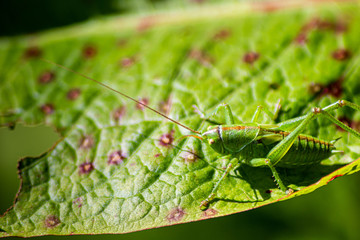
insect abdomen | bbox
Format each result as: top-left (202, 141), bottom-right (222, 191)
top-left (276, 135), bottom-right (335, 167)
top-left (242, 134), bottom-right (335, 168)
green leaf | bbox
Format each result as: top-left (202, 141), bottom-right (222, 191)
top-left (1, 1), bottom-right (360, 237)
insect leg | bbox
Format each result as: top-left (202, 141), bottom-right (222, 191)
top-left (318, 100), bottom-right (360, 139)
top-left (222, 103), bottom-right (235, 124)
top-left (276, 100), bottom-right (360, 132)
top-left (248, 158), bottom-right (288, 191)
top-left (252, 99), bottom-right (282, 122)
top-left (249, 110), bottom-right (318, 192)
top-left (193, 103), bottom-right (235, 125)
top-left (200, 157), bottom-right (238, 210)
top-left (252, 100), bottom-right (360, 192)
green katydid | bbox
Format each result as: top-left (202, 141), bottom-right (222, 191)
top-left (43, 59), bottom-right (360, 211)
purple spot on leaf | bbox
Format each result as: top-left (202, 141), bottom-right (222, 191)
top-left (332, 49), bottom-right (351, 61)
top-left (73, 197), bottom-right (83, 208)
top-left (188, 49), bottom-right (213, 66)
top-left (213, 29), bottom-right (231, 41)
top-left (40, 103), bottom-right (55, 115)
top-left (67, 88), bottom-right (81, 100)
top-left (301, 18), bottom-right (334, 32)
top-left (108, 150), bottom-right (126, 165)
top-left (44, 215), bottom-right (60, 228)
top-left (294, 33), bottom-right (307, 45)
top-left (310, 76), bottom-right (344, 98)
top-left (159, 130), bottom-right (174, 147)
top-left (120, 57), bottom-right (136, 68)
top-left (38, 71), bottom-right (55, 84)
top-left (79, 162), bottom-right (94, 175)
top-left (166, 207), bottom-right (186, 223)
top-left (79, 135), bottom-right (94, 149)
top-left (158, 98), bottom-right (171, 114)
top-left (24, 46), bottom-right (42, 59)
top-left (296, 17), bottom-right (348, 45)
top-left (137, 16), bottom-right (156, 31)
top-left (202, 208), bottom-right (218, 218)
top-left (136, 98), bottom-right (149, 111)
top-left (83, 45), bottom-right (97, 59)
top-left (334, 21), bottom-right (347, 34)
top-left (112, 106), bottom-right (126, 123)
top-left (321, 76), bottom-right (344, 98)
top-left (243, 52), bottom-right (260, 64)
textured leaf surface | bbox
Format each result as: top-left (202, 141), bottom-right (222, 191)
top-left (1, 1), bottom-right (360, 237)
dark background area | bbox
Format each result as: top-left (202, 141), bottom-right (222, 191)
top-left (0, 0), bottom-right (117, 36)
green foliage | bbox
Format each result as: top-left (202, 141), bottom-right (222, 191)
top-left (1, 1), bottom-right (360, 237)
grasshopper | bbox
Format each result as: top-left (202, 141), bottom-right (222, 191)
top-left (43, 59), bottom-right (360, 210)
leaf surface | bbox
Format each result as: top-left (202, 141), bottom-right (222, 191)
top-left (1, 1), bottom-right (360, 237)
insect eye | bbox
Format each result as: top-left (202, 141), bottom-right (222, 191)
top-left (208, 139), bottom-right (215, 145)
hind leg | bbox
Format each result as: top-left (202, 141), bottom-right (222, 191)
top-left (250, 100), bottom-right (360, 191)
top-left (200, 157), bottom-right (238, 210)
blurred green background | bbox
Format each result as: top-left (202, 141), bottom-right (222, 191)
top-left (1, 0), bottom-right (360, 239)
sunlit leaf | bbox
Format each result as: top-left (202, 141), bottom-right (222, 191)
top-left (1, 1), bottom-right (360, 237)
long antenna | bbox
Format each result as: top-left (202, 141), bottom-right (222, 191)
top-left (41, 58), bottom-right (200, 134)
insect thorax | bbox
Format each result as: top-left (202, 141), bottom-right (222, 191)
top-left (203, 124), bottom-right (261, 154)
